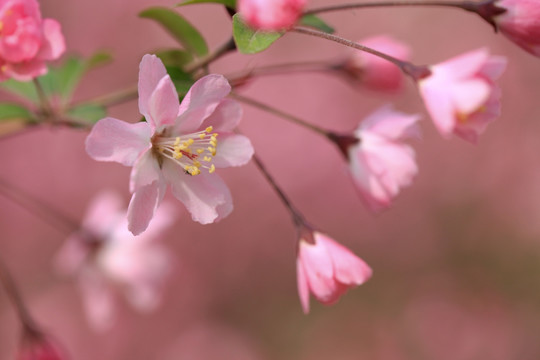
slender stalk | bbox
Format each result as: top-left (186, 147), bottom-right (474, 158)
top-left (251, 154), bottom-right (305, 227)
top-left (227, 60), bottom-right (337, 85)
top-left (184, 37), bottom-right (236, 73)
top-left (292, 27), bottom-right (431, 80)
top-left (0, 256), bottom-right (40, 333)
top-left (73, 85), bottom-right (138, 109)
top-left (0, 177), bottom-right (79, 234)
top-left (231, 93), bottom-right (330, 136)
top-left (304, 0), bottom-right (482, 15)
top-left (32, 78), bottom-right (53, 116)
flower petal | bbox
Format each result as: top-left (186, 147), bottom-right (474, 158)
top-left (296, 257), bottom-right (311, 314)
top-left (175, 74), bottom-right (231, 134)
top-left (435, 48), bottom-right (489, 80)
top-left (79, 268), bottom-right (115, 332)
top-left (298, 239), bottom-right (338, 303)
top-left (321, 235), bottom-right (372, 285)
top-left (86, 117), bottom-right (152, 166)
top-left (37, 19), bottom-right (65, 61)
top-left (138, 54), bottom-right (169, 125)
top-left (163, 160), bottom-right (233, 224)
top-left (129, 150), bottom-right (162, 193)
top-left (419, 82), bottom-right (455, 136)
top-left (148, 75), bottom-right (180, 131)
top-left (127, 180), bottom-right (165, 236)
top-left (203, 99), bottom-right (243, 131)
top-left (213, 133), bottom-right (254, 168)
top-left (449, 79), bottom-right (490, 115)
top-left (358, 105), bottom-right (421, 140)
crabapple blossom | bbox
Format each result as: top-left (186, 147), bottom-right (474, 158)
top-left (55, 191), bottom-right (175, 331)
top-left (330, 106), bottom-right (420, 213)
top-left (86, 54), bottom-right (254, 235)
top-left (296, 229), bottom-right (372, 313)
top-left (418, 48), bottom-right (507, 143)
top-left (342, 35), bottom-right (411, 93)
top-left (0, 0), bottom-right (65, 81)
top-left (238, 0), bottom-right (307, 31)
top-left (493, 0), bottom-right (540, 57)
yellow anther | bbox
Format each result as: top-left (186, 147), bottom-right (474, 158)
top-left (191, 168), bottom-right (201, 176)
top-left (205, 126), bottom-right (213, 133)
top-left (210, 140), bottom-right (217, 147)
top-left (174, 137), bottom-right (181, 146)
top-left (212, 149), bottom-right (217, 156)
top-left (209, 164), bottom-right (216, 174)
top-left (193, 160), bottom-right (202, 168)
top-left (213, 133), bottom-right (219, 137)
top-left (199, 133), bottom-right (206, 139)
top-left (196, 149), bottom-right (204, 154)
top-left (207, 146), bottom-right (215, 153)
top-left (187, 138), bottom-right (194, 145)
top-left (210, 135), bottom-right (217, 142)
top-left (177, 144), bottom-right (187, 151)
top-left (174, 151), bottom-right (183, 159)
top-left (203, 156), bottom-right (212, 162)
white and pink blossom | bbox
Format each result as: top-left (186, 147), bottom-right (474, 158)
top-left (56, 191), bottom-right (175, 331)
top-left (296, 230), bottom-right (372, 314)
top-left (331, 106), bottom-right (420, 212)
top-left (238, 0), bottom-right (307, 31)
top-left (419, 48), bottom-right (507, 143)
top-left (0, 0), bottom-right (65, 81)
top-left (86, 54), bottom-right (254, 235)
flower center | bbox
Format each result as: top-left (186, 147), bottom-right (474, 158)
top-left (153, 126), bottom-right (218, 176)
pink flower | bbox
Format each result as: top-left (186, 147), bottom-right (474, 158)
top-left (330, 106), bottom-right (420, 212)
top-left (419, 48), bottom-right (507, 143)
top-left (238, 0), bottom-right (307, 31)
top-left (86, 54), bottom-right (254, 235)
top-left (0, 0), bottom-right (65, 81)
top-left (494, 0), bottom-right (540, 57)
top-left (296, 230), bottom-right (372, 314)
top-left (55, 191), bottom-right (175, 331)
top-left (343, 35), bottom-right (411, 93)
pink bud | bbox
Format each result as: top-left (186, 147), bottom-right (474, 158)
top-left (0, 0), bottom-right (65, 81)
top-left (296, 230), bottom-right (372, 313)
top-left (495, 0), bottom-right (540, 57)
top-left (419, 48), bottom-right (507, 143)
top-left (343, 35), bottom-right (411, 93)
top-left (238, 0), bottom-right (307, 31)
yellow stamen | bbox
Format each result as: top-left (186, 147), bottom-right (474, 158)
top-left (196, 149), bottom-right (204, 154)
top-left (205, 126), bottom-right (213, 133)
top-left (203, 156), bottom-right (212, 162)
top-left (199, 133), bottom-right (206, 139)
top-left (209, 164), bottom-right (215, 174)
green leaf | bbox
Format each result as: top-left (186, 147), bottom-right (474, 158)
top-left (0, 103), bottom-right (34, 122)
top-left (67, 103), bottom-right (106, 125)
top-left (299, 14), bottom-right (334, 34)
top-left (156, 49), bottom-right (194, 68)
top-left (39, 57), bottom-right (86, 102)
top-left (232, 14), bottom-right (283, 54)
top-left (165, 66), bottom-right (195, 94)
top-left (0, 79), bottom-right (39, 103)
top-left (140, 7), bottom-right (208, 57)
top-left (177, 0), bottom-right (236, 8)
top-left (85, 51), bottom-right (114, 70)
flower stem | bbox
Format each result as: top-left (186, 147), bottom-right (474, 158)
top-left (292, 26), bottom-right (431, 81)
top-left (185, 37), bottom-right (237, 73)
top-left (306, 0), bottom-right (482, 15)
top-left (0, 256), bottom-right (40, 334)
top-left (32, 78), bottom-right (53, 117)
top-left (230, 93), bottom-right (330, 136)
top-left (0, 177), bottom-right (80, 234)
top-left (251, 154), bottom-right (306, 227)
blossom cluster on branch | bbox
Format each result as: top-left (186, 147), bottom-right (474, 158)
top-left (0, 0), bottom-right (539, 358)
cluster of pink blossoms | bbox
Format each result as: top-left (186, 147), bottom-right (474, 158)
top-left (0, 0), bottom-right (64, 81)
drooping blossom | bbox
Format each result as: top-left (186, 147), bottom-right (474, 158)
top-left (55, 191), bottom-right (175, 331)
top-left (418, 48), bottom-right (507, 143)
top-left (491, 0), bottom-right (540, 57)
top-left (342, 35), bottom-right (411, 93)
top-left (329, 106), bottom-right (420, 213)
top-left (0, 0), bottom-right (65, 81)
top-left (238, 0), bottom-right (307, 31)
top-left (86, 54), bottom-right (254, 235)
top-left (296, 229), bottom-right (372, 313)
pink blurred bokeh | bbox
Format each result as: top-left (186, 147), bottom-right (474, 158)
top-left (2, 0), bottom-right (540, 359)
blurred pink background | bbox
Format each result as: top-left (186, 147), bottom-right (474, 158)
top-left (2, 0), bottom-right (540, 359)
